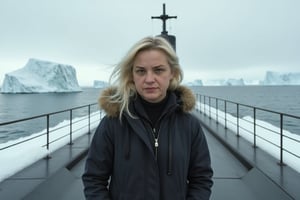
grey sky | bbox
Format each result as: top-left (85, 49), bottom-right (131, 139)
top-left (0, 0), bottom-right (299, 86)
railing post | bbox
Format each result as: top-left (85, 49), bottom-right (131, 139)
top-left (199, 94), bottom-right (201, 113)
top-left (197, 94), bottom-right (199, 112)
top-left (46, 115), bottom-right (50, 151)
top-left (199, 95), bottom-right (201, 112)
top-left (237, 104), bottom-right (240, 137)
top-left (88, 105), bottom-right (91, 134)
top-left (209, 97), bottom-right (211, 119)
top-left (216, 99), bottom-right (218, 124)
top-left (201, 95), bottom-right (203, 113)
top-left (196, 94), bottom-right (199, 112)
top-left (199, 94), bottom-right (202, 113)
top-left (69, 109), bottom-right (73, 145)
top-left (204, 96), bottom-right (206, 115)
top-left (253, 108), bottom-right (256, 148)
top-left (45, 114), bottom-right (51, 159)
top-left (225, 101), bottom-right (227, 129)
top-left (279, 114), bottom-right (284, 165)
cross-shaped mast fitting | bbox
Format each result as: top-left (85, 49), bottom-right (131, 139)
top-left (151, 3), bottom-right (177, 35)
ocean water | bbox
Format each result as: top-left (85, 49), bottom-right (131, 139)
top-left (191, 85), bottom-right (300, 116)
top-left (0, 87), bottom-right (103, 143)
top-left (0, 86), bottom-right (299, 143)
top-left (191, 85), bottom-right (300, 136)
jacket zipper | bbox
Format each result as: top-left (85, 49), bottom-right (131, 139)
top-left (152, 128), bottom-right (159, 160)
top-left (144, 104), bottom-right (176, 161)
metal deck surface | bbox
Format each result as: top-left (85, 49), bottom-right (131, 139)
top-left (0, 111), bottom-right (299, 200)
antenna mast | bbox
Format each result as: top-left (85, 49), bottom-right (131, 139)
top-left (151, 3), bottom-right (177, 35)
top-left (151, 4), bottom-right (177, 50)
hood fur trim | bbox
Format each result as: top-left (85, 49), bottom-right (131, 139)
top-left (98, 87), bottom-right (120, 117)
top-left (175, 85), bottom-right (196, 112)
top-left (98, 85), bottom-right (195, 117)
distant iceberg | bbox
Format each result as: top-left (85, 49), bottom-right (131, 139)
top-left (184, 79), bottom-right (203, 86)
top-left (203, 78), bottom-right (245, 86)
top-left (225, 78), bottom-right (245, 86)
top-left (1, 58), bottom-right (82, 93)
top-left (260, 71), bottom-right (300, 85)
top-left (244, 79), bottom-right (260, 85)
top-left (184, 78), bottom-right (245, 86)
top-left (93, 80), bottom-right (109, 88)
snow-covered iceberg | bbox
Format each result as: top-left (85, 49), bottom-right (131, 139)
top-left (93, 80), bottom-right (108, 88)
top-left (184, 79), bottom-right (203, 86)
top-left (203, 78), bottom-right (245, 86)
top-left (225, 78), bottom-right (245, 86)
top-left (260, 71), bottom-right (300, 85)
top-left (1, 58), bottom-right (82, 93)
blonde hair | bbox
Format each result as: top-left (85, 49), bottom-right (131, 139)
top-left (109, 36), bottom-right (183, 119)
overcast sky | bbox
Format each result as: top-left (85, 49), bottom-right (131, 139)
top-left (0, 0), bottom-right (299, 86)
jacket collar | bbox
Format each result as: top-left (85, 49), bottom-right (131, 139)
top-left (98, 85), bottom-right (196, 117)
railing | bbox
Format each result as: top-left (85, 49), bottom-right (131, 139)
top-left (0, 103), bottom-right (103, 155)
top-left (195, 94), bottom-right (300, 168)
top-left (1, 95), bottom-right (299, 171)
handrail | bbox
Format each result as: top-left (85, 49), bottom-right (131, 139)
top-left (1, 94), bottom-right (299, 172)
top-left (195, 93), bottom-right (300, 167)
top-left (0, 103), bottom-right (98, 126)
top-left (0, 103), bottom-right (103, 153)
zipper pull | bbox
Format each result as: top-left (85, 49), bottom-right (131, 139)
top-left (154, 138), bottom-right (159, 147)
top-left (152, 127), bottom-right (159, 160)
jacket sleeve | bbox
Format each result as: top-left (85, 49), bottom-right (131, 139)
top-left (187, 116), bottom-right (214, 200)
top-left (82, 117), bottom-right (113, 200)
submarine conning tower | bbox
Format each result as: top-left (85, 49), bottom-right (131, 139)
top-left (151, 3), bottom-right (177, 51)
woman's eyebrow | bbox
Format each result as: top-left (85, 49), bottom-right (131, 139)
top-left (153, 65), bottom-right (166, 68)
top-left (133, 66), bottom-right (145, 69)
top-left (133, 65), bottom-right (167, 69)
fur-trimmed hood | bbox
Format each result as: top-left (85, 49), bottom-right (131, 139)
top-left (98, 85), bottom-right (196, 117)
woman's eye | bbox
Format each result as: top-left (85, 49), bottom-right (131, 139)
top-left (154, 68), bottom-right (164, 74)
top-left (135, 69), bottom-right (145, 75)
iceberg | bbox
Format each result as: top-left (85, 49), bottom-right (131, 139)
top-left (244, 79), bottom-right (260, 85)
top-left (225, 78), bottom-right (245, 86)
top-left (1, 58), bottom-right (82, 93)
top-left (93, 80), bottom-right (109, 88)
top-left (260, 71), bottom-right (300, 85)
top-left (184, 79), bottom-right (203, 86)
top-left (203, 78), bottom-right (245, 86)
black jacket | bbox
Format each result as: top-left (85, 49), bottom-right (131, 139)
top-left (82, 86), bottom-right (213, 200)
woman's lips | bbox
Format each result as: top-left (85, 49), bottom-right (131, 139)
top-left (144, 87), bottom-right (157, 92)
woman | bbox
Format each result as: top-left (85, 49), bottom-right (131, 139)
top-left (82, 36), bottom-right (213, 200)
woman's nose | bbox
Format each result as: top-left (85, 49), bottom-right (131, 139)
top-left (145, 71), bottom-right (155, 82)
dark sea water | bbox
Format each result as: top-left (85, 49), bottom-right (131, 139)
top-left (0, 86), bottom-right (299, 143)
top-left (0, 87), bottom-right (103, 143)
top-left (191, 85), bottom-right (300, 136)
top-left (192, 85), bottom-right (300, 117)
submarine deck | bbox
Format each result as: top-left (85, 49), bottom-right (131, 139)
top-left (0, 110), bottom-right (299, 200)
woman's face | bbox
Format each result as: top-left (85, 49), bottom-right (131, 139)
top-left (132, 49), bottom-right (174, 103)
